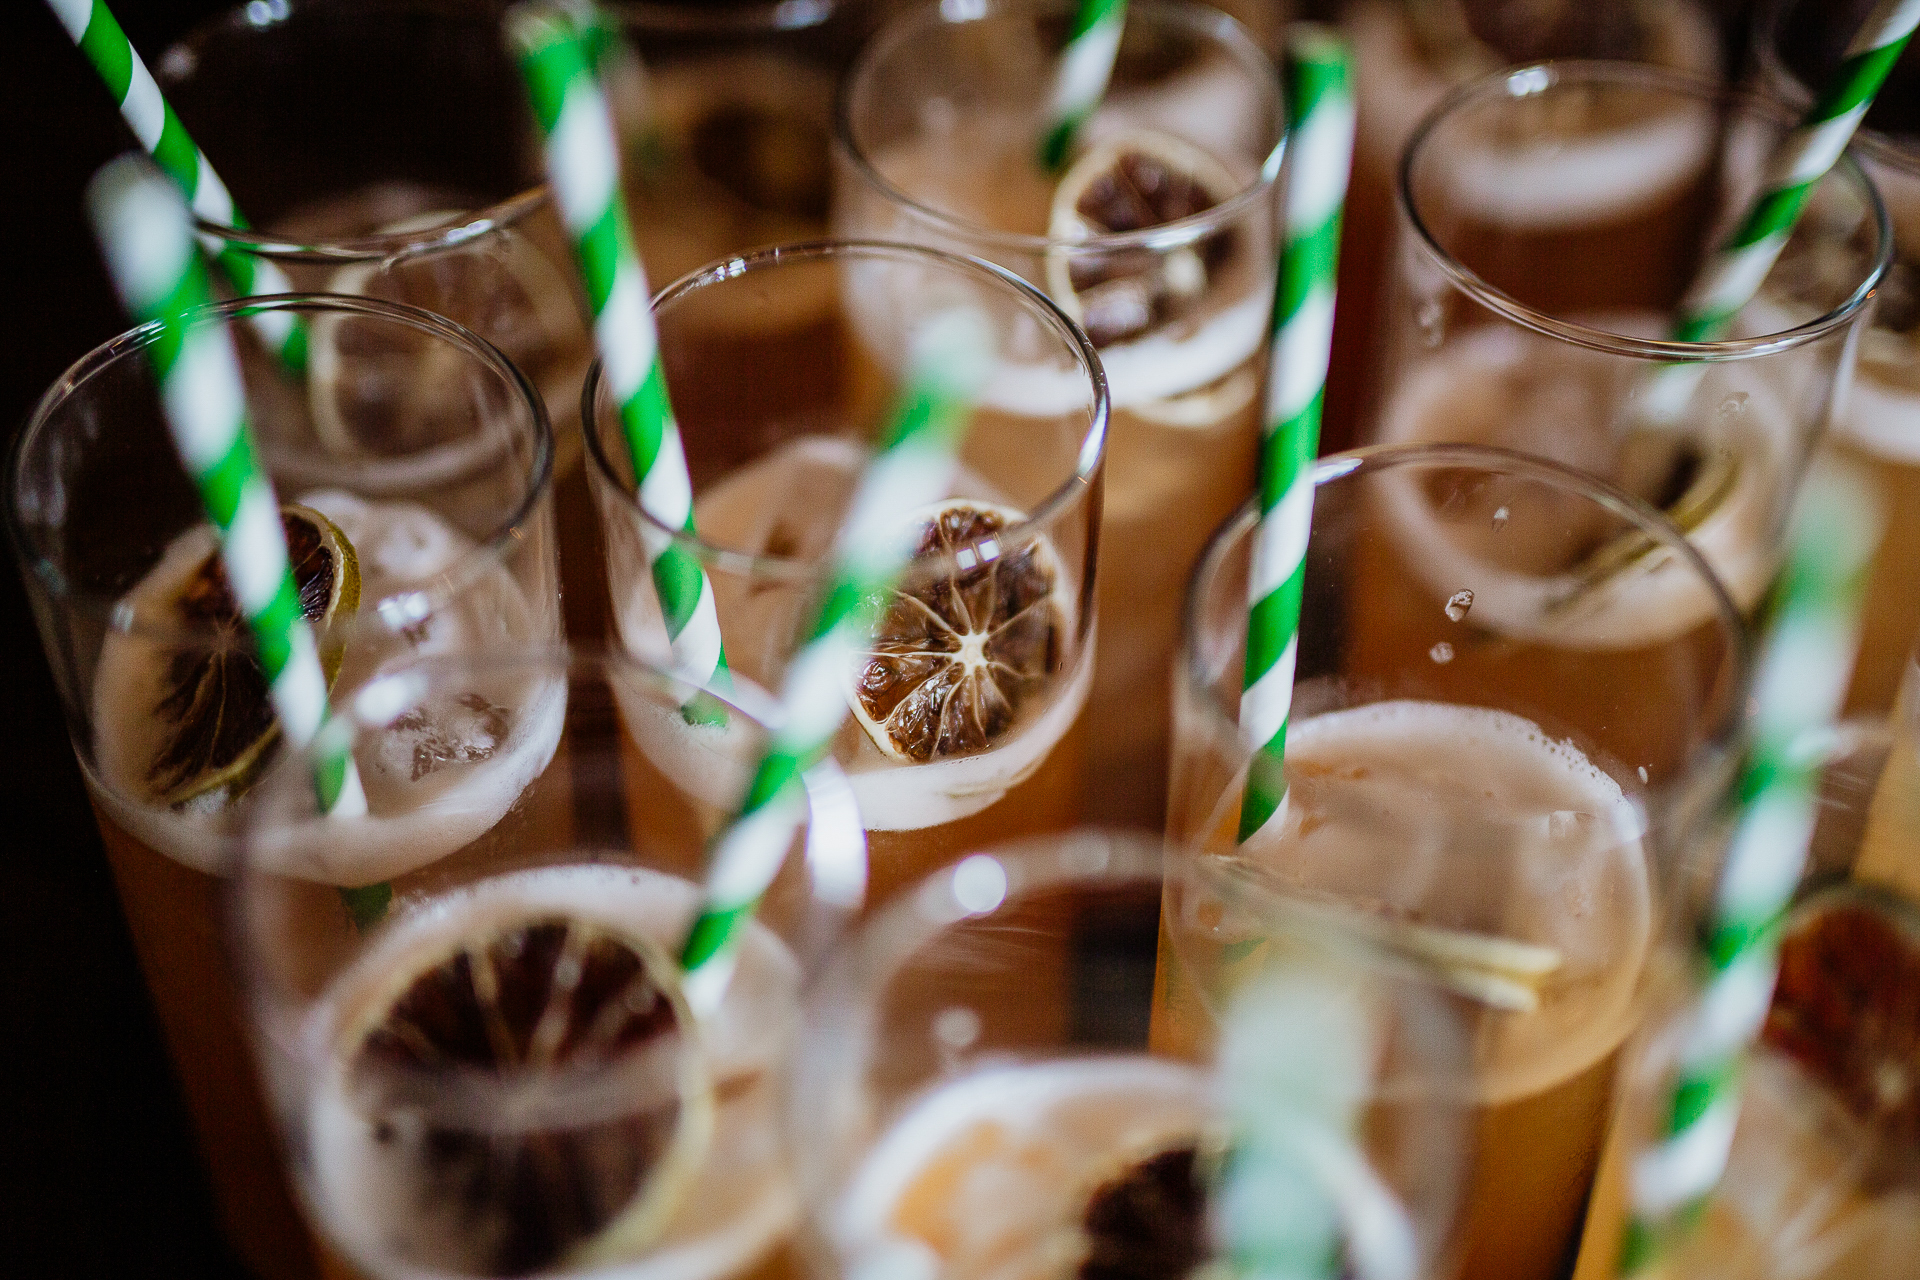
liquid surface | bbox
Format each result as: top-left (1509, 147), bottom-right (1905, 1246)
top-left (90, 493), bottom-right (562, 880)
top-left (307, 863), bottom-right (800, 1280)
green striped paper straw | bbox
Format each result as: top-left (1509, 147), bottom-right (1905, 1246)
top-left (1239, 28), bottom-right (1355, 843)
top-left (1038, 0), bottom-right (1128, 171)
top-left (1640, 0), bottom-right (1920, 425)
top-left (677, 308), bottom-right (996, 1015)
top-left (48, 0), bottom-right (308, 372)
top-left (1217, 970), bottom-right (1417, 1280)
top-left (1616, 470), bottom-right (1881, 1276)
top-left (87, 156), bottom-right (364, 820)
top-left (510, 4), bottom-right (730, 717)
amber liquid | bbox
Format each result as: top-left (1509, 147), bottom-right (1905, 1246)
top-left (1088, 370), bottom-right (1261, 831)
top-left (91, 803), bottom-right (322, 1280)
top-left (86, 725), bottom-right (579, 1280)
top-left (1826, 433), bottom-right (1920, 714)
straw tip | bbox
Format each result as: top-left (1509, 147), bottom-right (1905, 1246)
top-left (504, 0), bottom-right (580, 55)
top-left (1285, 23), bottom-right (1354, 71)
top-left (86, 154), bottom-right (195, 314)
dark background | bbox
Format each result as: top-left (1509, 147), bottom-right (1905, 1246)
top-left (0, 1), bottom-right (1763, 1276)
top-left (3, 1), bottom-right (250, 1275)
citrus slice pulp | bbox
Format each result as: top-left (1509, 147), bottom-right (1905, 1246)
top-left (338, 910), bottom-right (714, 1276)
top-left (846, 501), bottom-right (1072, 764)
top-left (1045, 130), bottom-right (1244, 351)
top-left (144, 504), bottom-right (359, 807)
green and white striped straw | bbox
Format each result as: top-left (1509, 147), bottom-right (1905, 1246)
top-left (1038, 0), bottom-right (1128, 171)
top-left (1640, 0), bottom-right (1920, 425)
top-left (87, 156), bottom-right (364, 820)
top-left (1216, 970), bottom-right (1417, 1280)
top-left (677, 309), bottom-right (996, 1016)
top-left (1239, 28), bottom-right (1354, 843)
top-left (48, 0), bottom-right (308, 372)
top-left (1616, 470), bottom-right (1880, 1276)
top-left (509, 4), bottom-right (730, 717)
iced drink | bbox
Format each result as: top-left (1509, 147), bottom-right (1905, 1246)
top-left (1372, 61), bottom-right (1886, 604)
top-left (8, 295), bottom-right (560, 1280)
top-left (155, 0), bottom-right (603, 638)
top-left (792, 830), bottom-right (1472, 1280)
top-left (1327, 0), bottom-right (1722, 450)
top-left (1158, 702), bottom-right (1649, 1280)
top-left (1161, 448), bottom-right (1748, 1280)
top-left (586, 242), bottom-right (1106, 904)
top-left (236, 653), bottom-right (854, 1280)
top-left (835, 0), bottom-right (1283, 828)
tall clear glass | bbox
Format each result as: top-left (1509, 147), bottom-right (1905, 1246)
top-left (1577, 713), bottom-right (1920, 1280)
top-left (585, 240), bottom-right (1106, 905)
top-left (154, 0), bottom-right (603, 637)
top-left (234, 650), bottom-right (864, 1280)
top-left (836, 0), bottom-right (1284, 829)
top-left (606, 0), bottom-right (875, 286)
top-left (1161, 446), bottom-right (1749, 1280)
top-left (1328, 0), bottom-right (1725, 453)
top-left (7, 295), bottom-right (559, 1280)
top-left (1374, 60), bottom-right (1888, 626)
top-left (789, 829), bottom-right (1475, 1280)
top-left (1754, 0), bottom-right (1920, 713)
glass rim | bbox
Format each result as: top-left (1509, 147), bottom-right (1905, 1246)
top-left (605, 0), bottom-right (840, 37)
top-left (802, 827), bottom-right (1166, 1037)
top-left (1752, 0), bottom-right (1920, 178)
top-left (582, 238), bottom-right (1110, 584)
top-left (161, 0), bottom-right (549, 260)
top-left (9, 292), bottom-right (556, 644)
top-left (1398, 59), bottom-right (1893, 361)
top-left (1181, 441), bottom-right (1753, 745)
top-left (834, 0), bottom-right (1284, 257)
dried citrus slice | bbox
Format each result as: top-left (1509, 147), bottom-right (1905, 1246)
top-left (308, 211), bottom-right (583, 458)
top-left (1045, 130), bottom-right (1244, 350)
top-left (1764, 885), bottom-right (1920, 1180)
top-left (142, 504), bottom-right (359, 807)
top-left (336, 910), bottom-right (713, 1276)
top-left (846, 501), bottom-right (1070, 764)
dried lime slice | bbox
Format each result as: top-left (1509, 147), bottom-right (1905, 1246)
top-left (1045, 130), bottom-right (1243, 349)
top-left (338, 911), bottom-right (714, 1276)
top-left (144, 504), bottom-right (359, 807)
top-left (1765, 885), bottom-right (1920, 1181)
top-left (846, 501), bottom-right (1072, 764)
top-left (308, 211), bottom-right (581, 457)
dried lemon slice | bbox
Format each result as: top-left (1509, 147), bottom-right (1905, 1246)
top-left (140, 504), bottom-right (359, 807)
top-left (334, 909), bottom-right (714, 1276)
top-left (1765, 885), bottom-right (1920, 1181)
top-left (308, 211), bottom-right (583, 458)
top-left (1045, 129), bottom-right (1244, 350)
top-left (846, 501), bottom-right (1071, 764)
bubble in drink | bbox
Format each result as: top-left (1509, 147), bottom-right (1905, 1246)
top-left (1430, 642), bottom-right (1455, 664)
top-left (1445, 590), bottom-right (1474, 622)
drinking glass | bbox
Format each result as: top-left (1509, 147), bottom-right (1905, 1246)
top-left (1374, 60), bottom-right (1888, 627)
top-left (836, 0), bottom-right (1284, 829)
top-left (7, 293), bottom-right (558, 1280)
top-left (1162, 445), bottom-right (1749, 1280)
top-left (234, 649), bottom-right (864, 1280)
top-left (606, 0), bottom-right (874, 286)
top-left (584, 240), bottom-right (1106, 904)
top-left (154, 0), bottom-right (604, 636)
top-left (1578, 709), bottom-right (1920, 1280)
top-left (1327, 0), bottom-right (1725, 453)
top-left (789, 828), bottom-right (1474, 1280)
top-left (1754, 0), bottom-right (1920, 713)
